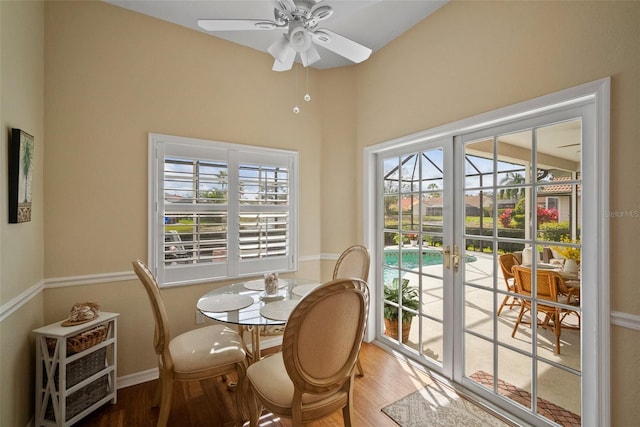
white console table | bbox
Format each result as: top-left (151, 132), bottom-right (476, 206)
top-left (33, 312), bottom-right (118, 426)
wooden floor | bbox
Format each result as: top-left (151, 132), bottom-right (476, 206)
top-left (75, 342), bottom-right (433, 427)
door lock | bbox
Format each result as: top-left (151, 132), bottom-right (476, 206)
top-left (453, 245), bottom-right (460, 271)
top-left (444, 245), bottom-right (451, 269)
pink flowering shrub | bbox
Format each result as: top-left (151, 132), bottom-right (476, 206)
top-left (500, 208), bottom-right (513, 227)
top-left (537, 207), bottom-right (558, 226)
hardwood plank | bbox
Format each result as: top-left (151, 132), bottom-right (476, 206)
top-left (74, 343), bottom-right (432, 426)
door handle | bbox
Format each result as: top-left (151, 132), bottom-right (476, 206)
top-left (444, 245), bottom-right (451, 269)
top-left (453, 245), bottom-right (460, 271)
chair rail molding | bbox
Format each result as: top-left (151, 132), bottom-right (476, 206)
top-left (45, 271), bottom-right (137, 288)
top-left (5, 269), bottom-right (638, 334)
top-left (610, 311), bottom-right (640, 331)
top-left (0, 279), bottom-right (44, 322)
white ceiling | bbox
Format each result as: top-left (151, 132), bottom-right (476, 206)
top-left (104, 0), bottom-right (448, 69)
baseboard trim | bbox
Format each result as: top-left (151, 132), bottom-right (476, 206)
top-left (117, 367), bottom-right (159, 389)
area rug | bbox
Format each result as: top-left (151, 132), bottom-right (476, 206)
top-left (382, 380), bottom-right (513, 427)
top-left (470, 371), bottom-right (581, 427)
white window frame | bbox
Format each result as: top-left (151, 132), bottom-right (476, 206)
top-left (148, 133), bottom-right (298, 287)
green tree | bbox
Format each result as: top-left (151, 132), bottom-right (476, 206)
top-left (427, 182), bottom-right (441, 198)
top-left (201, 170), bottom-right (228, 203)
top-left (499, 172), bottom-right (525, 201)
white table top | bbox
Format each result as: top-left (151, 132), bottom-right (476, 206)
top-left (32, 312), bottom-right (119, 337)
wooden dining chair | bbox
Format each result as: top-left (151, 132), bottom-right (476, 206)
top-left (244, 278), bottom-right (369, 427)
top-left (132, 260), bottom-right (248, 427)
top-left (497, 253), bottom-right (521, 316)
top-left (333, 245), bottom-right (370, 376)
top-left (511, 266), bottom-right (580, 354)
top-left (333, 245), bottom-right (370, 283)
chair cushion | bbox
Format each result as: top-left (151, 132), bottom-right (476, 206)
top-left (169, 324), bottom-right (245, 374)
top-left (246, 353), bottom-right (341, 411)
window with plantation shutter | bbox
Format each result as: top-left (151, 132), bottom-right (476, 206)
top-left (149, 134), bottom-right (297, 287)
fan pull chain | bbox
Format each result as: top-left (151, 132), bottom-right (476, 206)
top-left (304, 66), bottom-right (312, 102)
top-left (293, 64), bottom-right (300, 114)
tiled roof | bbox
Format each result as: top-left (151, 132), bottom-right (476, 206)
top-left (538, 176), bottom-right (581, 194)
top-left (412, 195), bottom-right (492, 208)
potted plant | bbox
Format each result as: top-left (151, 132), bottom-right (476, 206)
top-left (407, 233), bottom-right (418, 246)
top-left (552, 237), bottom-right (581, 273)
top-left (383, 278), bottom-right (419, 343)
top-left (393, 233), bottom-right (409, 247)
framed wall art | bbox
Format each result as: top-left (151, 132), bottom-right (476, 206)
top-left (8, 128), bottom-right (34, 223)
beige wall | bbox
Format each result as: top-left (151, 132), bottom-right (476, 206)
top-left (2, 0), bottom-right (639, 425)
top-left (43, 0), bottom-right (324, 279)
top-left (42, 0), bottom-right (328, 381)
top-left (319, 67), bottom-right (359, 253)
top-left (0, 1), bottom-right (45, 426)
top-left (356, 1), bottom-right (640, 425)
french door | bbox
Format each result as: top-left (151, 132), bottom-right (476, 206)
top-left (380, 140), bottom-right (454, 371)
top-left (370, 79), bottom-right (609, 426)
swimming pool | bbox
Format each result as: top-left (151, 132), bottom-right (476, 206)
top-left (383, 247), bottom-right (477, 285)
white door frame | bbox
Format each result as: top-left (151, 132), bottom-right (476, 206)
top-left (363, 77), bottom-right (610, 426)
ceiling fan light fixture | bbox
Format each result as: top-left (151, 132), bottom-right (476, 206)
top-left (300, 44), bottom-right (320, 67)
top-left (289, 21), bottom-right (311, 53)
top-left (272, 47), bottom-right (296, 71)
top-left (268, 36), bottom-right (292, 63)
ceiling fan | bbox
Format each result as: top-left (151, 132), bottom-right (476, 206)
top-left (197, 0), bottom-right (372, 72)
top-left (557, 143), bottom-right (581, 154)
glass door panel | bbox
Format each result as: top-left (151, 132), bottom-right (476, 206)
top-left (381, 147), bottom-right (448, 369)
top-left (461, 118), bottom-right (583, 425)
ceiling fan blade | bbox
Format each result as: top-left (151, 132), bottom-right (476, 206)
top-left (310, 4), bottom-right (334, 21)
top-left (557, 143), bottom-right (581, 148)
top-left (272, 47), bottom-right (296, 72)
top-left (197, 19), bottom-right (278, 32)
top-left (277, 0), bottom-right (297, 13)
top-left (300, 44), bottom-right (321, 67)
top-left (312, 29), bottom-right (372, 64)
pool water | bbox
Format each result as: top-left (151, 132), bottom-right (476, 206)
top-left (383, 247), bottom-right (476, 285)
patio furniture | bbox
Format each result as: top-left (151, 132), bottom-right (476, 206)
top-left (333, 244), bottom-right (370, 376)
top-left (511, 266), bottom-right (580, 354)
top-left (244, 278), bottom-right (369, 427)
top-left (497, 253), bottom-right (521, 316)
top-left (164, 230), bottom-right (191, 264)
top-left (132, 260), bottom-right (247, 427)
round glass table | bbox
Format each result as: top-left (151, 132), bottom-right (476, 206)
top-left (197, 278), bottom-right (320, 362)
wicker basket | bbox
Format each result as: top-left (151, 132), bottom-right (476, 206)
top-left (46, 324), bottom-right (108, 356)
top-left (45, 375), bottom-right (110, 422)
top-left (44, 347), bottom-right (107, 389)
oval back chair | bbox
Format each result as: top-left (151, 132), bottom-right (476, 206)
top-left (245, 278), bottom-right (369, 427)
top-left (333, 244), bottom-right (370, 376)
top-left (333, 245), bottom-right (370, 282)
